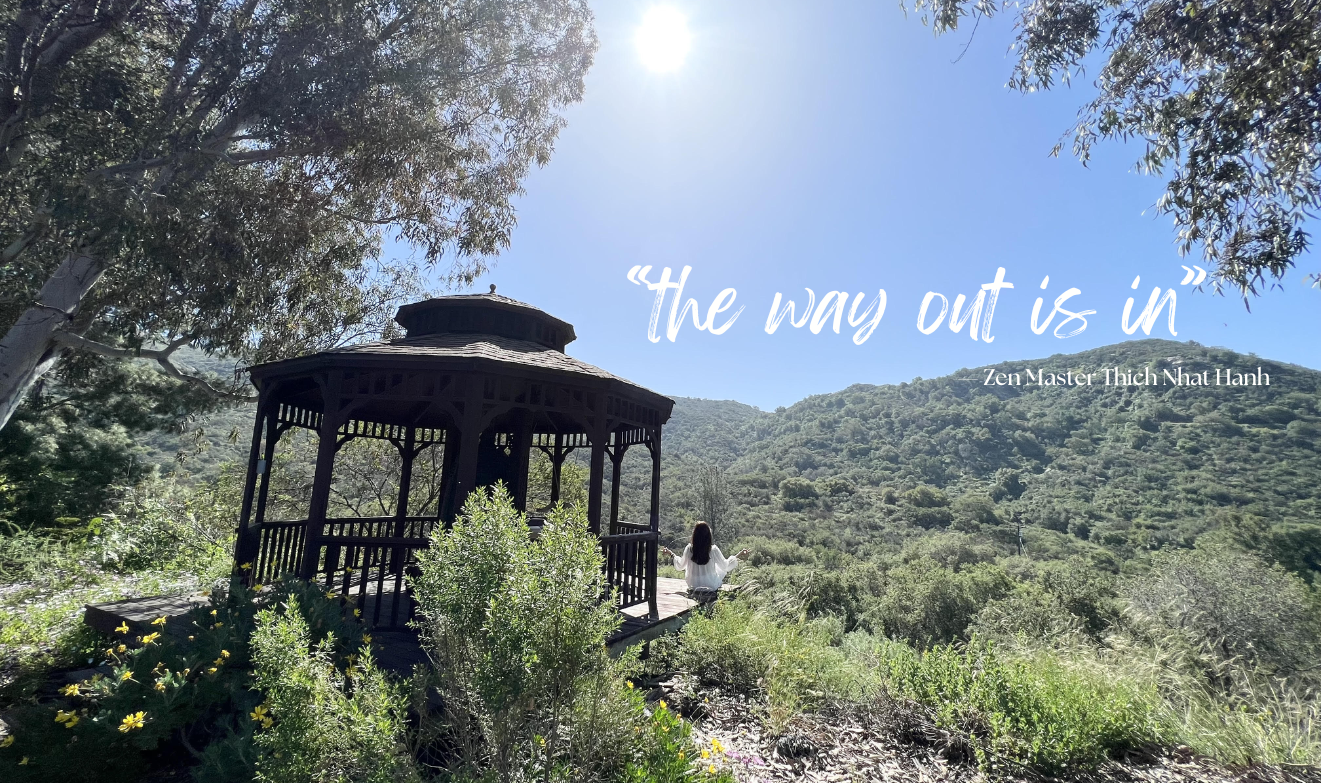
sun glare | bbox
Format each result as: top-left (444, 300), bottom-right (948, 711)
top-left (635, 7), bottom-right (691, 73)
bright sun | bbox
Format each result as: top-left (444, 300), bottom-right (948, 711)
top-left (635, 7), bottom-right (691, 73)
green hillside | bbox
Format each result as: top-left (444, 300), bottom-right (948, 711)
top-left (639, 339), bottom-right (1321, 575)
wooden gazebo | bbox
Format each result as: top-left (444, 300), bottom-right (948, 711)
top-left (231, 289), bottom-right (674, 628)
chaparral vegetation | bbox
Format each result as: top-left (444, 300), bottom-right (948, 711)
top-left (2, 339), bottom-right (1319, 781)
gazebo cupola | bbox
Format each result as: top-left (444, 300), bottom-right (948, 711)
top-left (232, 288), bottom-right (674, 627)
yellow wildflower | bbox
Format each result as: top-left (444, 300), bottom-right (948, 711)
top-left (64, 715), bottom-right (79, 728)
top-left (119, 670), bottom-right (133, 682)
top-left (213, 622), bottom-right (224, 628)
top-left (362, 634), bottom-right (372, 644)
top-left (116, 644), bottom-right (126, 653)
top-left (220, 649), bottom-right (230, 658)
top-left (712, 738), bottom-right (725, 753)
top-left (54, 710), bottom-right (75, 724)
top-left (240, 562), bottom-right (252, 571)
top-left (60, 683), bottom-right (81, 697)
top-left (327, 592), bottom-right (338, 599)
top-left (678, 751), bottom-right (685, 760)
top-left (118, 712), bottom-right (146, 732)
top-left (114, 622), bottom-right (129, 634)
top-left (250, 704), bottom-right (269, 723)
top-left (210, 609), bottom-right (218, 616)
top-left (141, 632), bottom-right (161, 645)
top-left (19, 756), bottom-right (28, 765)
top-left (151, 616), bottom-right (167, 626)
top-left (626, 681), bottom-right (634, 689)
top-left (207, 667), bottom-right (218, 675)
top-left (701, 749), bottom-right (710, 759)
top-left (658, 700), bottom-right (667, 710)
top-left (154, 681), bottom-right (166, 692)
top-left (353, 609), bottom-right (361, 617)
top-left (708, 765), bottom-right (716, 774)
top-left (0, 735), bottom-right (13, 747)
top-left (253, 584), bottom-right (264, 592)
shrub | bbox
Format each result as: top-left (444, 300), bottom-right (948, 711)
top-left (675, 598), bottom-right (876, 731)
top-left (1122, 545), bottom-right (1321, 675)
top-left (777, 477), bottom-right (818, 511)
top-left (412, 486), bottom-right (726, 782)
top-left (248, 597), bottom-right (417, 783)
top-left (872, 559), bottom-right (1014, 646)
top-left (876, 638), bottom-right (1163, 772)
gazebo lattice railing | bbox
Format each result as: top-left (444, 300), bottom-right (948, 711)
top-left (232, 291), bottom-right (674, 630)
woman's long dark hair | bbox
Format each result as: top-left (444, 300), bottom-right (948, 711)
top-left (690, 521), bottom-right (713, 565)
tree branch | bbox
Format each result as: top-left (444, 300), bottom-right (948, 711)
top-left (49, 330), bottom-right (256, 402)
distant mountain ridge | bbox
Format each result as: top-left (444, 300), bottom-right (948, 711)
top-left (646, 339), bottom-right (1319, 563)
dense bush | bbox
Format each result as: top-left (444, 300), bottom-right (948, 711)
top-left (248, 597), bottom-right (416, 783)
top-left (411, 486), bottom-right (731, 782)
top-left (1122, 545), bottom-right (1321, 675)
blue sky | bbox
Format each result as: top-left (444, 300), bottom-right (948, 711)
top-left (396, 0), bottom-right (1320, 411)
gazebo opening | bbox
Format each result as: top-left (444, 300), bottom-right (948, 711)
top-left (231, 290), bottom-right (673, 629)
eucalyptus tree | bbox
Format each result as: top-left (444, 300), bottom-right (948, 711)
top-left (0, 0), bottom-right (596, 431)
top-left (915, 0), bottom-right (1321, 294)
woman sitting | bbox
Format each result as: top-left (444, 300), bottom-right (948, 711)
top-left (662, 521), bottom-right (750, 595)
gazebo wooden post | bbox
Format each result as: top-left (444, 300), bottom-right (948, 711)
top-left (646, 427), bottom-right (661, 618)
top-left (608, 439), bottom-right (627, 533)
top-left (247, 408), bottom-right (282, 564)
top-left (234, 387), bottom-right (271, 570)
top-left (448, 406), bottom-right (483, 521)
top-left (587, 428), bottom-right (606, 535)
top-left (393, 426), bottom-right (416, 537)
top-left (549, 433), bottom-right (564, 506)
top-left (299, 374), bottom-right (343, 580)
top-left (437, 424), bottom-right (460, 522)
top-left (511, 416), bottom-right (532, 512)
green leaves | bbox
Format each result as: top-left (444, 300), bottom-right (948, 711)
top-left (912, 0), bottom-right (1321, 291)
top-left (411, 485), bottom-right (621, 778)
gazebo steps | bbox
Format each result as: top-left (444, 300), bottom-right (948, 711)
top-left (84, 593), bottom-right (209, 641)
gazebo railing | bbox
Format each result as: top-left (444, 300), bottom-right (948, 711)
top-left (250, 517), bottom-right (658, 628)
top-left (251, 520), bottom-right (308, 584)
top-left (599, 531), bottom-right (657, 611)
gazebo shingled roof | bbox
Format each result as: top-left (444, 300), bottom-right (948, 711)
top-left (232, 290), bottom-right (672, 628)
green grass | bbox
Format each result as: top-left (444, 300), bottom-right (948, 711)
top-left (874, 638), bottom-right (1163, 772)
top-left (0, 530), bottom-right (221, 702)
top-left (671, 596), bottom-right (1321, 773)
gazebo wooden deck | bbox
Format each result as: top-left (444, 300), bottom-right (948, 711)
top-left (230, 288), bottom-right (674, 630)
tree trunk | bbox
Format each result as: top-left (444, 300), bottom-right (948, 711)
top-left (0, 252), bottom-right (104, 430)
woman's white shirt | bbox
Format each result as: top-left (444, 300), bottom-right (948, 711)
top-left (673, 544), bottom-right (739, 591)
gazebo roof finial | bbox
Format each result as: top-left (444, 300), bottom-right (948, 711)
top-left (490, 283), bottom-right (496, 294)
